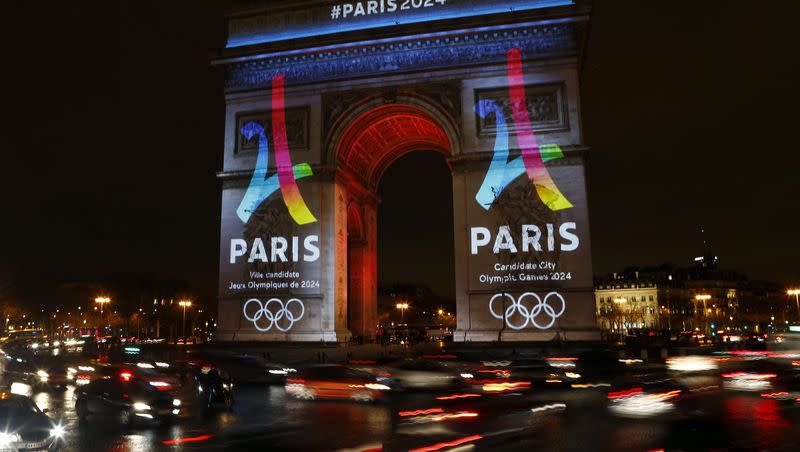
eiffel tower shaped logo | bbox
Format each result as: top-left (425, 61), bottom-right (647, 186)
top-left (237, 74), bottom-right (317, 225)
top-left (475, 48), bottom-right (573, 212)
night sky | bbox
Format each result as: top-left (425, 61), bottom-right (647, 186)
top-left (3, 1), bottom-right (798, 307)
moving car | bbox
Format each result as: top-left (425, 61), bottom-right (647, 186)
top-left (4, 357), bottom-right (70, 393)
top-left (491, 357), bottom-right (581, 387)
top-left (285, 365), bottom-right (390, 402)
top-left (195, 366), bottom-right (234, 411)
top-left (75, 373), bottom-right (181, 426)
top-left (381, 359), bottom-right (464, 390)
top-left (0, 392), bottom-right (64, 451)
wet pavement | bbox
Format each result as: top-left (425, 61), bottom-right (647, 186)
top-left (27, 376), bottom-right (800, 451)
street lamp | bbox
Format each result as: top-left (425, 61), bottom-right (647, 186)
top-left (396, 302), bottom-right (409, 325)
top-left (94, 297), bottom-right (111, 331)
top-left (787, 289), bottom-right (800, 320)
top-left (612, 298), bottom-right (627, 336)
top-left (695, 294), bottom-right (711, 314)
top-left (695, 294), bottom-right (712, 337)
top-left (178, 300), bottom-right (192, 344)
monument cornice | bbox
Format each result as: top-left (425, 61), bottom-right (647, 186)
top-left (216, 19), bottom-right (584, 92)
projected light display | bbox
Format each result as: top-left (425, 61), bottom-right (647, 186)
top-left (216, 0), bottom-right (597, 342)
top-left (474, 100), bottom-right (565, 210)
top-left (467, 47), bottom-right (594, 333)
top-left (236, 74), bottom-right (317, 225)
top-left (223, 71), bottom-right (321, 336)
top-left (475, 48), bottom-right (572, 212)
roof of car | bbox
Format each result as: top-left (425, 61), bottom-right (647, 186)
top-left (0, 392), bottom-right (31, 401)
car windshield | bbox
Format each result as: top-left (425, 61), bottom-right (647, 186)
top-left (0, 397), bottom-right (41, 417)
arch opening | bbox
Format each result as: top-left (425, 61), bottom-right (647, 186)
top-left (334, 101), bottom-right (455, 340)
top-left (377, 151), bottom-right (455, 328)
top-left (336, 103), bottom-right (452, 188)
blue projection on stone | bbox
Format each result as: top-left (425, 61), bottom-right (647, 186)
top-left (227, 0), bottom-right (574, 48)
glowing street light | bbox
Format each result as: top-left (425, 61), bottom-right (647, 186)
top-left (396, 302), bottom-right (409, 324)
top-left (611, 297), bottom-right (628, 336)
top-left (695, 294), bottom-right (711, 313)
top-left (788, 289), bottom-right (800, 320)
top-left (178, 300), bottom-right (192, 344)
top-left (95, 297), bottom-right (111, 329)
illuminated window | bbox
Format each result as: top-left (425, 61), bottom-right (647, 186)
top-left (649, 295), bottom-right (654, 301)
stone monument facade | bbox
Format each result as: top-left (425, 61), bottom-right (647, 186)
top-left (214, 0), bottom-right (598, 342)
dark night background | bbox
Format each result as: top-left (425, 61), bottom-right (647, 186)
top-left (2, 1), bottom-right (798, 309)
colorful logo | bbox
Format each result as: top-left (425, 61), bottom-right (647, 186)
top-left (237, 74), bottom-right (317, 225)
top-left (475, 48), bottom-right (573, 211)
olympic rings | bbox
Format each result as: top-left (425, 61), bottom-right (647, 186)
top-left (243, 297), bottom-right (305, 332)
top-left (488, 292), bottom-right (565, 330)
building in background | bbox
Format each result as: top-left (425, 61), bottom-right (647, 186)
top-left (593, 254), bottom-right (789, 337)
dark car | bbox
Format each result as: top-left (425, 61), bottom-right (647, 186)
top-left (3, 358), bottom-right (39, 393)
top-left (0, 393), bottom-right (64, 451)
top-left (3, 356), bottom-right (71, 393)
top-left (381, 359), bottom-right (465, 390)
top-left (502, 358), bottom-right (580, 387)
top-left (75, 374), bottom-right (181, 426)
top-left (194, 366), bottom-right (234, 411)
top-left (30, 358), bottom-right (71, 391)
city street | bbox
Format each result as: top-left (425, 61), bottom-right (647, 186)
top-left (18, 354), bottom-right (800, 451)
top-left (4, 0), bottom-right (800, 450)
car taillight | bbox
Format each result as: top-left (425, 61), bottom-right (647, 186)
top-left (120, 372), bottom-right (133, 382)
top-left (607, 387), bottom-right (643, 400)
top-left (722, 372), bottom-right (776, 379)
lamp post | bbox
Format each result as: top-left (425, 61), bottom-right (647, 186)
top-left (695, 294), bottom-right (711, 337)
top-left (396, 302), bottom-right (409, 325)
top-left (787, 289), bottom-right (800, 321)
top-left (94, 297), bottom-right (110, 333)
top-left (613, 297), bottom-right (627, 338)
top-left (178, 300), bottom-right (192, 344)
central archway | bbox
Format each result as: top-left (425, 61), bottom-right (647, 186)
top-left (331, 98), bottom-right (458, 340)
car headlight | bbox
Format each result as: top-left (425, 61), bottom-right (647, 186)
top-left (50, 424), bottom-right (65, 439)
top-left (0, 432), bottom-right (21, 445)
top-left (172, 399), bottom-right (181, 407)
top-left (37, 370), bottom-right (49, 378)
top-left (365, 383), bottom-right (391, 391)
top-left (133, 402), bottom-right (151, 411)
top-left (460, 373), bottom-right (474, 379)
top-left (565, 372), bottom-right (581, 379)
